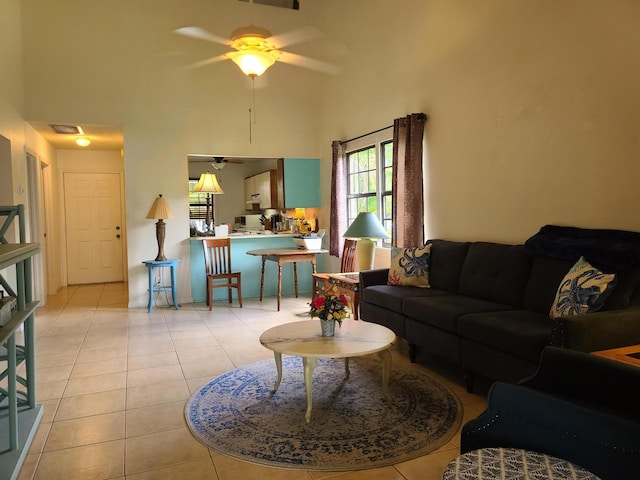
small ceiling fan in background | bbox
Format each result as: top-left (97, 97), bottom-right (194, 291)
top-left (189, 155), bottom-right (244, 170)
top-left (174, 23), bottom-right (342, 76)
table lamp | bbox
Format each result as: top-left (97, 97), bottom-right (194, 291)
top-left (193, 171), bottom-right (224, 234)
top-left (146, 194), bottom-right (173, 261)
top-left (343, 212), bottom-right (389, 271)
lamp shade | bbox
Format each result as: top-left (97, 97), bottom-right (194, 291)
top-left (226, 49), bottom-right (278, 77)
top-left (343, 212), bottom-right (388, 239)
top-left (193, 172), bottom-right (224, 194)
top-left (146, 194), bottom-right (173, 220)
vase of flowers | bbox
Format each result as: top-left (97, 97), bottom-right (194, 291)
top-left (309, 289), bottom-right (350, 337)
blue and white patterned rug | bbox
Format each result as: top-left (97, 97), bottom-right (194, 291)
top-left (185, 356), bottom-right (462, 471)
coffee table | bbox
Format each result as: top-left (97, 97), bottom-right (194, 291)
top-left (259, 320), bottom-right (396, 423)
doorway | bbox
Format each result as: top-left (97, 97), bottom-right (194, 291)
top-left (64, 172), bottom-right (124, 284)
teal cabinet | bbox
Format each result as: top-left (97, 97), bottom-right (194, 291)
top-left (278, 158), bottom-right (320, 208)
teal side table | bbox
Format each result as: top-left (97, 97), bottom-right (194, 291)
top-left (143, 259), bottom-right (181, 313)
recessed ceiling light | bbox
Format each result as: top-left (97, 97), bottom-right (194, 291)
top-left (76, 137), bottom-right (91, 147)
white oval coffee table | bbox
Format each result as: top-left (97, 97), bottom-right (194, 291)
top-left (259, 319), bottom-right (396, 423)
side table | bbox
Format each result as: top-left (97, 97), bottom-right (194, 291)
top-left (142, 259), bottom-right (181, 313)
top-left (327, 272), bottom-right (360, 320)
top-left (592, 344), bottom-right (640, 367)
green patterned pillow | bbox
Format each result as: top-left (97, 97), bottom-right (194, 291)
top-left (387, 244), bottom-right (431, 287)
top-left (550, 256), bottom-right (616, 318)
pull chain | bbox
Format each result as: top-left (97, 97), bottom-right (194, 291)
top-left (248, 75), bottom-right (257, 143)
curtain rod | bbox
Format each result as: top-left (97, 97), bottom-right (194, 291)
top-left (340, 113), bottom-right (427, 145)
top-left (340, 124), bottom-right (393, 145)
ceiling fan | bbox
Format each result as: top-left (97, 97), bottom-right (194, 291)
top-left (174, 24), bottom-right (341, 76)
top-left (190, 155), bottom-right (244, 170)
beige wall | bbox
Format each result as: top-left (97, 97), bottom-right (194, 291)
top-left (7, 0), bottom-right (640, 305)
top-left (317, 0), bottom-right (640, 244)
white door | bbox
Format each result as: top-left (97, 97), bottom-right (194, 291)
top-left (64, 172), bottom-right (124, 284)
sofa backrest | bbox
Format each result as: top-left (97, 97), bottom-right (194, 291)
top-left (524, 255), bottom-right (640, 314)
top-left (523, 256), bottom-right (575, 314)
top-left (428, 240), bottom-right (471, 293)
top-left (459, 242), bottom-right (532, 308)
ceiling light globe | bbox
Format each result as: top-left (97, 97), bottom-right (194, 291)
top-left (227, 50), bottom-right (277, 77)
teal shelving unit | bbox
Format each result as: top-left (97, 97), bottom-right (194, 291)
top-left (0, 205), bottom-right (42, 480)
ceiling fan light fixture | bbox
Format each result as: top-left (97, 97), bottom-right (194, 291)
top-left (226, 49), bottom-right (279, 77)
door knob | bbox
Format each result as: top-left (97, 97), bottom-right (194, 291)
top-left (116, 234), bottom-right (121, 239)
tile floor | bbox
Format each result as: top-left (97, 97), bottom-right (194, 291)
top-left (13, 283), bottom-right (488, 480)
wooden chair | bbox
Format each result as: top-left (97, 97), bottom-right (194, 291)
top-left (312, 239), bottom-right (358, 314)
top-left (203, 238), bottom-right (242, 311)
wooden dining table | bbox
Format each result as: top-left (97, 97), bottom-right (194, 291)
top-left (246, 248), bottom-right (328, 311)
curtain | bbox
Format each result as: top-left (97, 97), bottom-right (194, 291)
top-left (392, 113), bottom-right (427, 247)
top-left (329, 140), bottom-right (347, 257)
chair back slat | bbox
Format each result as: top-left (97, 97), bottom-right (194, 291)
top-left (203, 238), bottom-right (232, 275)
top-left (341, 239), bottom-right (357, 272)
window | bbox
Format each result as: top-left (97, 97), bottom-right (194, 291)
top-left (345, 133), bottom-right (393, 245)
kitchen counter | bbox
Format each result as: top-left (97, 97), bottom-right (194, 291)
top-left (190, 234), bottom-right (326, 303)
top-left (190, 232), bottom-right (295, 239)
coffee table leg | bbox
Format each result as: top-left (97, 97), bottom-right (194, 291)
top-left (344, 357), bottom-right (350, 379)
top-left (271, 352), bottom-right (282, 393)
top-left (377, 348), bottom-right (392, 400)
top-left (302, 356), bottom-right (317, 423)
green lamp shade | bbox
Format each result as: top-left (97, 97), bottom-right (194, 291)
top-left (343, 212), bottom-right (388, 239)
top-left (343, 212), bottom-right (388, 271)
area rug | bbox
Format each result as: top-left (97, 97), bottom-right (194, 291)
top-left (185, 356), bottom-right (462, 471)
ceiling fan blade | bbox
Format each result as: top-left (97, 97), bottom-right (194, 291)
top-left (267, 25), bottom-right (324, 49)
top-left (186, 54), bottom-right (229, 70)
top-left (175, 26), bottom-right (231, 47)
top-left (277, 51), bottom-right (341, 75)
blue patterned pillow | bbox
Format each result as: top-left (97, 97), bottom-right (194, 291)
top-left (387, 244), bottom-right (431, 287)
top-left (550, 256), bottom-right (616, 318)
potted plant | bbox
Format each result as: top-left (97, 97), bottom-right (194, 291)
top-left (309, 289), bottom-right (350, 336)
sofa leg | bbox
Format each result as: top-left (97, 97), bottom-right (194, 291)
top-left (409, 343), bottom-right (417, 363)
top-left (464, 371), bottom-right (475, 393)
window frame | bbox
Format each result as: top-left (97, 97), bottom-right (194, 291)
top-left (344, 129), bottom-right (393, 247)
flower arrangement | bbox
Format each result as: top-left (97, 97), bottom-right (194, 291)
top-left (309, 289), bottom-right (350, 326)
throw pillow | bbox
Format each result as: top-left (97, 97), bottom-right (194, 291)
top-left (388, 244), bottom-right (431, 287)
top-left (549, 256), bottom-right (617, 318)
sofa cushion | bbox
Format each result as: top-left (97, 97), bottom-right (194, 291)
top-left (550, 256), bottom-right (616, 318)
top-left (387, 244), bottom-right (431, 287)
top-left (361, 284), bottom-right (448, 313)
top-left (403, 295), bottom-right (513, 334)
top-left (523, 256), bottom-right (575, 314)
top-left (428, 240), bottom-right (471, 293)
top-left (458, 310), bottom-right (552, 362)
top-left (459, 243), bottom-right (532, 307)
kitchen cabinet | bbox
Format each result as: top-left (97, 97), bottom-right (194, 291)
top-left (0, 205), bottom-right (42, 480)
top-left (276, 158), bottom-right (321, 208)
top-left (245, 170), bottom-right (277, 209)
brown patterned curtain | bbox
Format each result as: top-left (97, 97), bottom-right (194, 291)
top-left (392, 113), bottom-right (427, 247)
top-left (329, 140), bottom-right (348, 257)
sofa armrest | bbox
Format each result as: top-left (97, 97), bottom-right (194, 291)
top-left (461, 382), bottom-right (640, 480)
top-left (519, 347), bottom-right (639, 421)
top-left (359, 268), bottom-right (389, 288)
top-left (551, 306), bottom-right (640, 352)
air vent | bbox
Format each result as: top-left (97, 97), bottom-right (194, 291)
top-left (49, 124), bottom-right (83, 135)
top-left (239, 0), bottom-right (299, 10)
